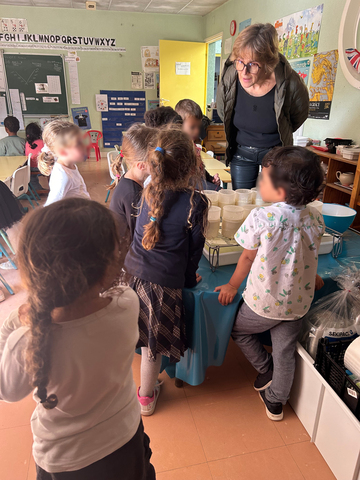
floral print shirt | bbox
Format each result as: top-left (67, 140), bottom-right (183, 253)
top-left (234, 203), bottom-right (324, 320)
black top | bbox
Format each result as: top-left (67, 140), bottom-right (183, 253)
top-left (233, 81), bottom-right (281, 148)
top-left (124, 190), bottom-right (207, 289)
top-left (109, 177), bottom-right (143, 241)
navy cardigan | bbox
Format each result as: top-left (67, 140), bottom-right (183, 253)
top-left (125, 190), bottom-right (207, 289)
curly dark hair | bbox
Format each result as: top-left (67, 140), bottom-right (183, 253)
top-left (4, 115), bottom-right (20, 133)
top-left (144, 106), bottom-right (183, 128)
top-left (25, 122), bottom-right (42, 150)
top-left (262, 146), bottom-right (324, 206)
top-left (17, 198), bottom-right (125, 409)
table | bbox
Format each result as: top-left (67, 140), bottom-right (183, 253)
top-left (0, 156), bottom-right (26, 182)
top-left (200, 151), bottom-right (230, 171)
top-left (164, 229), bottom-right (360, 385)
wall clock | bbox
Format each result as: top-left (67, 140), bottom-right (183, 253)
top-left (230, 20), bottom-right (237, 37)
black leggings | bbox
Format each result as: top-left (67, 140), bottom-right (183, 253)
top-left (36, 420), bottom-right (156, 480)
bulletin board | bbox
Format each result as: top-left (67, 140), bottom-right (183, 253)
top-left (100, 90), bottom-right (146, 148)
top-left (4, 53), bottom-right (68, 115)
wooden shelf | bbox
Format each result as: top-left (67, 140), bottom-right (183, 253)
top-left (307, 146), bottom-right (358, 165)
top-left (326, 183), bottom-right (352, 195)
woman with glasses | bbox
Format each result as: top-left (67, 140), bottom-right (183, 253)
top-left (217, 23), bottom-right (309, 189)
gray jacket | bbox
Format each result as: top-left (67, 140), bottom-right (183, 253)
top-left (216, 53), bottom-right (309, 165)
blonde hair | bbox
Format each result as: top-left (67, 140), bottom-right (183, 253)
top-left (231, 23), bottom-right (280, 73)
top-left (38, 120), bottom-right (81, 176)
top-left (108, 123), bottom-right (156, 191)
top-left (142, 126), bottom-right (208, 251)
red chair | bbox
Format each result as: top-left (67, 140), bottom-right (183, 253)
top-left (84, 130), bottom-right (103, 162)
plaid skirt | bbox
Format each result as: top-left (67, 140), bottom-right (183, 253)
top-left (129, 276), bottom-right (187, 363)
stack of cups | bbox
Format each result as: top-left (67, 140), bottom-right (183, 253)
top-left (222, 205), bottom-right (245, 238)
top-left (203, 190), bottom-right (219, 207)
top-left (236, 189), bottom-right (252, 205)
top-left (218, 190), bottom-right (236, 215)
top-left (206, 206), bottom-right (221, 239)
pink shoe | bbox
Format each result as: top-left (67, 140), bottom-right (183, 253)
top-left (137, 382), bottom-right (162, 416)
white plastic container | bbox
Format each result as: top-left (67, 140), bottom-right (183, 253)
top-left (222, 205), bottom-right (245, 238)
top-left (206, 206), bottom-right (221, 239)
top-left (308, 200), bottom-right (323, 213)
top-left (235, 189), bottom-right (252, 205)
top-left (203, 190), bottom-right (219, 207)
top-left (250, 187), bottom-right (257, 204)
top-left (218, 189), bottom-right (236, 214)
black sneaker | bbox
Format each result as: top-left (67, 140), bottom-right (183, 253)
top-left (259, 390), bottom-right (283, 421)
top-left (253, 368), bottom-right (273, 391)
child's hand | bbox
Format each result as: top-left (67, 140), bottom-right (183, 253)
top-left (212, 173), bottom-right (221, 187)
top-left (196, 273), bottom-right (202, 284)
top-left (315, 274), bottom-right (324, 291)
top-left (214, 283), bottom-right (238, 306)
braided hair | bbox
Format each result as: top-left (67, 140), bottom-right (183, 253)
top-left (17, 198), bottom-right (122, 409)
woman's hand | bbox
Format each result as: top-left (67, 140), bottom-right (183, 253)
top-left (196, 273), bottom-right (202, 284)
top-left (214, 283), bottom-right (238, 306)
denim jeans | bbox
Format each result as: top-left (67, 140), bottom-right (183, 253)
top-left (230, 145), bottom-right (273, 190)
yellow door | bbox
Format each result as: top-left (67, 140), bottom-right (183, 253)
top-left (159, 40), bottom-right (208, 113)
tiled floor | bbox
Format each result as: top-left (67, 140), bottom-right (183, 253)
top-left (0, 158), bottom-right (336, 479)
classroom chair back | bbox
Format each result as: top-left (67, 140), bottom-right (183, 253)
top-left (11, 165), bottom-right (35, 210)
top-left (84, 130), bottom-right (103, 162)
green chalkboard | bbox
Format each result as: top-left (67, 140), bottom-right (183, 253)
top-left (4, 53), bottom-right (68, 116)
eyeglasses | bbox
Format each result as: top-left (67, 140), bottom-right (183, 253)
top-left (234, 59), bottom-right (261, 74)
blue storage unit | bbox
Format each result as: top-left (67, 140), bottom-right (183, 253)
top-left (100, 90), bottom-right (146, 148)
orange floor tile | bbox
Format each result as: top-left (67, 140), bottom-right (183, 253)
top-left (0, 158), bottom-right (336, 479)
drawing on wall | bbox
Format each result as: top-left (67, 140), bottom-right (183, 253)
top-left (131, 71), bottom-right (143, 90)
top-left (275, 4), bottom-right (324, 60)
top-left (144, 72), bottom-right (155, 89)
top-left (148, 100), bottom-right (159, 110)
top-left (289, 58), bottom-right (311, 86)
top-left (308, 49), bottom-right (339, 120)
top-left (239, 18), bottom-right (251, 34)
top-left (141, 46), bottom-right (159, 73)
top-left (72, 107), bottom-right (91, 129)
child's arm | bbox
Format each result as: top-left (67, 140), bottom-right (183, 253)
top-left (215, 248), bottom-right (257, 306)
top-left (184, 199), bottom-right (207, 288)
top-left (0, 310), bottom-right (32, 402)
top-left (315, 274), bottom-right (324, 291)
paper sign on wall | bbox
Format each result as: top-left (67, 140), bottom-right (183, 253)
top-left (239, 18), bottom-right (251, 33)
top-left (289, 59), bottom-right (311, 86)
top-left (0, 18), bottom-right (28, 33)
top-left (95, 94), bottom-right (108, 112)
top-left (0, 95), bottom-right (7, 126)
top-left (131, 71), bottom-right (143, 89)
top-left (68, 61), bottom-right (80, 104)
top-left (0, 55), bottom-right (6, 91)
top-left (175, 62), bottom-right (191, 75)
top-left (9, 88), bottom-right (24, 130)
top-left (224, 37), bottom-right (232, 55)
top-left (72, 107), bottom-right (91, 130)
top-left (144, 72), bottom-right (155, 89)
top-left (141, 46), bottom-right (159, 73)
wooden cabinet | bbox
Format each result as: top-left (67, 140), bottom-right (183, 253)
top-left (308, 147), bottom-right (360, 229)
top-left (203, 124), bottom-right (226, 154)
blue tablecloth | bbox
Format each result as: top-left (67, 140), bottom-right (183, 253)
top-left (164, 229), bottom-right (360, 385)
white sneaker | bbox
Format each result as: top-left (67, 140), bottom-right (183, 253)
top-left (0, 289), bottom-right (5, 302)
top-left (137, 381), bottom-right (163, 416)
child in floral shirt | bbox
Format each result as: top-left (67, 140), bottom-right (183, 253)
top-left (215, 146), bottom-right (324, 421)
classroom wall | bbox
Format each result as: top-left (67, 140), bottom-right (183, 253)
top-left (204, 0), bottom-right (360, 144)
top-left (0, 5), bottom-right (205, 138)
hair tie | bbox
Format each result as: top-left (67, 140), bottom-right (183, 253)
top-left (116, 174), bottom-right (120, 179)
top-left (155, 147), bottom-right (165, 155)
top-left (150, 216), bottom-right (156, 222)
top-left (120, 150), bottom-right (124, 158)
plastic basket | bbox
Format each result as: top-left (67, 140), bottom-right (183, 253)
top-left (315, 338), bottom-right (360, 420)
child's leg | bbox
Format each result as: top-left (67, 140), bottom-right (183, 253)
top-left (140, 347), bottom-right (162, 397)
top-left (266, 318), bottom-right (303, 405)
top-left (232, 302), bottom-right (277, 374)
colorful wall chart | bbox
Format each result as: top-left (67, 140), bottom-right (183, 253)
top-left (275, 4), bottom-right (323, 60)
top-left (100, 90), bottom-right (146, 148)
top-left (289, 58), bottom-right (311, 86)
top-left (308, 50), bottom-right (339, 120)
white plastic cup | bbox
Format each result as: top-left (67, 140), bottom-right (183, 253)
top-left (222, 205), bottom-right (245, 238)
top-left (308, 200), bottom-right (323, 213)
top-left (235, 188), bottom-right (252, 205)
top-left (203, 190), bottom-right (219, 207)
top-left (250, 187), bottom-right (257, 204)
top-left (206, 206), bottom-right (221, 239)
top-left (218, 189), bottom-right (236, 214)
